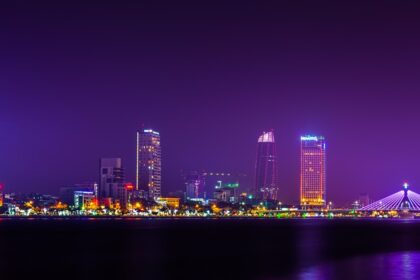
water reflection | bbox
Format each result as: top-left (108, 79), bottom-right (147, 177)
top-left (292, 251), bottom-right (420, 280)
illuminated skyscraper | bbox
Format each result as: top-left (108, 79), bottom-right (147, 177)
top-left (300, 135), bottom-right (326, 208)
top-left (136, 129), bottom-right (162, 200)
top-left (254, 130), bottom-right (278, 200)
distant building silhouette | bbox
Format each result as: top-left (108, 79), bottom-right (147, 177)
top-left (185, 171), bottom-right (205, 200)
top-left (99, 158), bottom-right (125, 206)
top-left (254, 130), bottom-right (278, 200)
top-left (300, 135), bottom-right (326, 208)
top-left (358, 193), bottom-right (370, 207)
top-left (136, 129), bottom-right (162, 200)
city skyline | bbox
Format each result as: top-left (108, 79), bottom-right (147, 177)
top-left (0, 126), bottom-right (418, 206)
top-left (3, 1), bottom-right (420, 205)
top-left (3, 2), bottom-right (420, 279)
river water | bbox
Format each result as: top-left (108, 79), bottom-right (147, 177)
top-left (0, 218), bottom-right (419, 279)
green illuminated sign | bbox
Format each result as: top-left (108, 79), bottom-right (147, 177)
top-left (224, 183), bottom-right (239, 188)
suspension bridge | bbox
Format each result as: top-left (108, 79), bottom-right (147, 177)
top-left (359, 183), bottom-right (420, 211)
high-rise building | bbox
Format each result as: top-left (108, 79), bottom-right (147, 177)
top-left (254, 130), bottom-right (278, 200)
top-left (136, 129), bottom-right (162, 200)
top-left (99, 158), bottom-right (125, 205)
top-left (300, 135), bottom-right (326, 208)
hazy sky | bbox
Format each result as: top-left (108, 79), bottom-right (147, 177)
top-left (2, 1), bottom-right (420, 204)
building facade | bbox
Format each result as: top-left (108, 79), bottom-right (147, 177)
top-left (156, 197), bottom-right (180, 209)
top-left (99, 158), bottom-right (125, 205)
top-left (300, 135), bottom-right (326, 208)
top-left (213, 182), bottom-right (240, 203)
top-left (74, 191), bottom-right (96, 210)
top-left (59, 183), bottom-right (97, 206)
top-left (136, 129), bottom-right (162, 200)
top-left (254, 131), bottom-right (278, 200)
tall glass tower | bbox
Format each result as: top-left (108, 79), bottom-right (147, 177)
top-left (254, 130), bottom-right (278, 200)
top-left (300, 135), bottom-right (326, 208)
top-left (136, 129), bottom-right (162, 200)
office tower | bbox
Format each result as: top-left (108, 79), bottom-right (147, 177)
top-left (254, 130), bottom-right (278, 200)
top-left (300, 135), bottom-right (326, 208)
top-left (185, 171), bottom-right (205, 200)
top-left (99, 158), bottom-right (125, 205)
top-left (136, 129), bottom-right (162, 200)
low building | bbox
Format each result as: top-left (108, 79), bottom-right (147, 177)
top-left (156, 197), bottom-right (180, 209)
top-left (214, 182), bottom-right (239, 203)
top-left (74, 191), bottom-right (97, 210)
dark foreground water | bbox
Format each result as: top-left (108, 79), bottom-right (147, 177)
top-left (1, 218), bottom-right (420, 280)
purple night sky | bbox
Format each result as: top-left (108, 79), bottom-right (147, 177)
top-left (2, 1), bottom-right (420, 205)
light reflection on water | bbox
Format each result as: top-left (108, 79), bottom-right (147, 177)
top-left (292, 251), bottom-right (420, 280)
